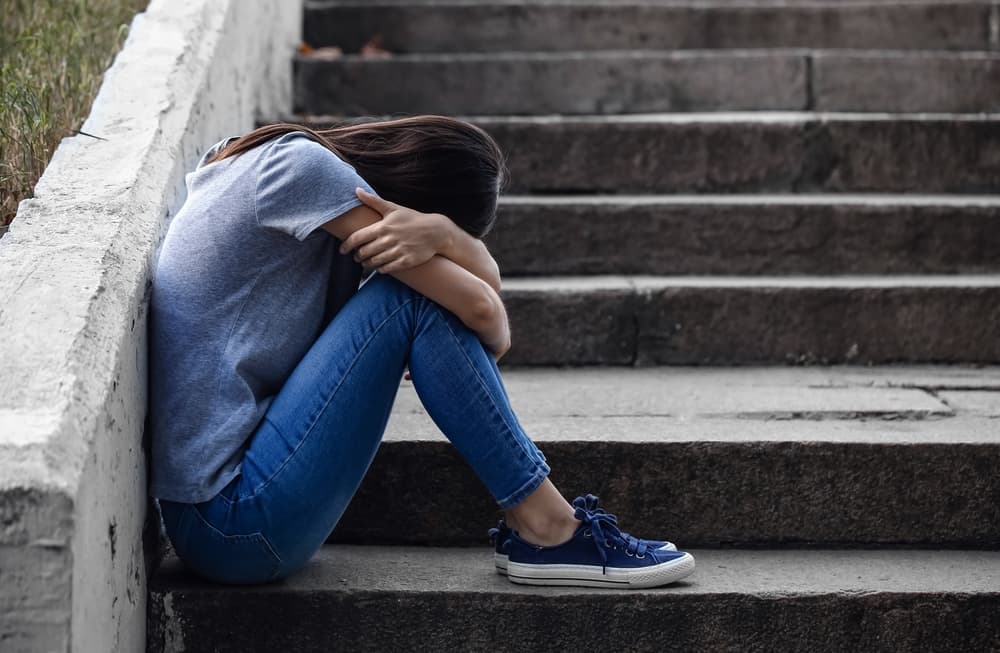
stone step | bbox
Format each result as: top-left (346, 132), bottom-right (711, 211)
top-left (328, 367), bottom-right (1000, 547)
top-left (148, 546), bottom-right (1000, 653)
top-left (470, 113), bottom-right (1000, 194)
top-left (487, 194), bottom-right (1000, 276)
top-left (492, 275), bottom-right (1000, 365)
top-left (294, 50), bottom-right (1000, 115)
top-left (303, 0), bottom-right (993, 53)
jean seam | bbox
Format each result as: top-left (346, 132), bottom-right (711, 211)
top-left (247, 295), bottom-right (418, 498)
top-left (434, 307), bottom-right (548, 496)
top-left (188, 504), bottom-right (285, 577)
top-left (191, 504), bottom-right (269, 544)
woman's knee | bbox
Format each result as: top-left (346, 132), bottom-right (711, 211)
top-left (358, 272), bottom-right (422, 303)
top-left (358, 273), bottom-right (476, 340)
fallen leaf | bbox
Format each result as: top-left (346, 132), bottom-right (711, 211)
top-left (311, 46), bottom-right (344, 61)
top-left (360, 34), bottom-right (391, 58)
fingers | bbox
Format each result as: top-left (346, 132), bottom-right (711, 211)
top-left (366, 251), bottom-right (416, 275)
top-left (355, 187), bottom-right (398, 215)
top-left (339, 223), bottom-right (380, 255)
top-left (353, 234), bottom-right (401, 263)
top-left (375, 256), bottom-right (408, 275)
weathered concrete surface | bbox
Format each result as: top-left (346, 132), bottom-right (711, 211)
top-left (469, 113), bottom-right (1000, 194)
top-left (148, 546), bottom-right (1000, 652)
top-left (386, 367), bottom-right (1000, 437)
top-left (391, 367), bottom-right (953, 420)
top-left (466, 113), bottom-right (1000, 194)
top-left (633, 275), bottom-right (1000, 366)
top-left (488, 195), bottom-right (1000, 276)
top-left (502, 277), bottom-right (641, 365)
top-left (302, 113), bottom-right (1000, 193)
top-left (317, 368), bottom-right (1000, 546)
top-left (495, 275), bottom-right (1000, 365)
top-left (478, 113), bottom-right (1000, 194)
top-left (297, 49), bottom-right (1000, 115)
top-left (295, 50), bottom-right (808, 115)
top-left (938, 391), bottom-right (1000, 417)
top-left (814, 51), bottom-right (1000, 112)
top-left (0, 1), bottom-right (298, 650)
top-left (304, 1), bottom-right (992, 52)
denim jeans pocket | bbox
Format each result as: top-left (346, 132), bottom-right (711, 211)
top-left (170, 503), bottom-right (283, 585)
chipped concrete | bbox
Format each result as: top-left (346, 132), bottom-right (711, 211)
top-left (386, 367), bottom-right (1000, 441)
top-left (396, 366), bottom-right (954, 419)
top-left (0, 0), bottom-right (298, 650)
top-left (938, 391), bottom-right (1000, 417)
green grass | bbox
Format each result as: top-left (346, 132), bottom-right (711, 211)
top-left (1, 0), bottom-right (148, 231)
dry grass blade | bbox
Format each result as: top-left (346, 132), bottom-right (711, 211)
top-left (0, 0), bottom-right (148, 232)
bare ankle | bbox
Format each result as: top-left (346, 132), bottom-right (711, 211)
top-left (503, 478), bottom-right (581, 547)
top-left (507, 511), bottom-right (579, 547)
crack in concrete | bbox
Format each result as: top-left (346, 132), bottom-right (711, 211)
top-left (558, 413), bottom-right (675, 419)
top-left (804, 52), bottom-right (815, 111)
top-left (991, 2), bottom-right (1000, 50)
top-left (808, 383), bottom-right (1000, 393)
top-left (918, 385), bottom-right (1000, 392)
top-left (713, 411), bottom-right (953, 422)
top-left (625, 275), bottom-right (641, 366)
top-left (924, 387), bottom-right (956, 413)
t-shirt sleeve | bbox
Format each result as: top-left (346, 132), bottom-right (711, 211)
top-left (197, 136), bottom-right (239, 170)
top-left (255, 133), bottom-right (375, 241)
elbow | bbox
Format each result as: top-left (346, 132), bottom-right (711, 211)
top-left (479, 256), bottom-right (502, 294)
top-left (487, 262), bottom-right (502, 294)
top-left (463, 287), bottom-right (502, 333)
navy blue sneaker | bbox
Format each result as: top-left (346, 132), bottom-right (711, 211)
top-left (571, 495), bottom-right (677, 553)
top-left (489, 496), bottom-right (678, 576)
top-left (488, 519), bottom-right (512, 575)
top-left (505, 495), bottom-right (695, 588)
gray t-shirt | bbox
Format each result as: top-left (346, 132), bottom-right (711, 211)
top-left (149, 131), bottom-right (375, 503)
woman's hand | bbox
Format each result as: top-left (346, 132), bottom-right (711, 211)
top-left (339, 189), bottom-right (450, 274)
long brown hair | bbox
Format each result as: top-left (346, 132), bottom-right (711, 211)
top-left (208, 116), bottom-right (508, 238)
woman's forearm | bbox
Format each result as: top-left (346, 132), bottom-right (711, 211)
top-left (322, 203), bottom-right (509, 355)
top-left (438, 218), bottom-right (502, 293)
top-left (393, 255), bottom-right (509, 354)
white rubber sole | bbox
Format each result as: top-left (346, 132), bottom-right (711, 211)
top-left (506, 552), bottom-right (696, 589)
top-left (495, 542), bottom-right (677, 576)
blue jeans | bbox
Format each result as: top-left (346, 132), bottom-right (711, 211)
top-left (158, 274), bottom-right (550, 584)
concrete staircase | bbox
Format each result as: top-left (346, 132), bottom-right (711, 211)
top-left (149, 2), bottom-right (1000, 651)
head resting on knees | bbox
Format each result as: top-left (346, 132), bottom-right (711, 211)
top-left (208, 115), bottom-right (509, 238)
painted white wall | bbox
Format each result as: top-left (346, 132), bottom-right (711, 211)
top-left (0, 1), bottom-right (300, 650)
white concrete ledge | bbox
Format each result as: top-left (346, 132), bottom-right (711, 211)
top-left (0, 1), bottom-right (298, 650)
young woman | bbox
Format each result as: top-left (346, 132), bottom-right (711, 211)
top-left (149, 116), bottom-right (695, 589)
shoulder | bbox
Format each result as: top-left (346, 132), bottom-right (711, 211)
top-left (259, 131), bottom-right (366, 189)
top-left (264, 132), bottom-right (349, 170)
top-left (195, 136), bottom-right (240, 170)
top-left (254, 131), bottom-right (374, 238)
top-left (257, 132), bottom-right (362, 192)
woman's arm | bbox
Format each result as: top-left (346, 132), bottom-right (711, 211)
top-left (321, 204), bottom-right (510, 357)
top-left (339, 189), bottom-right (502, 293)
top-left (435, 219), bottom-right (502, 294)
